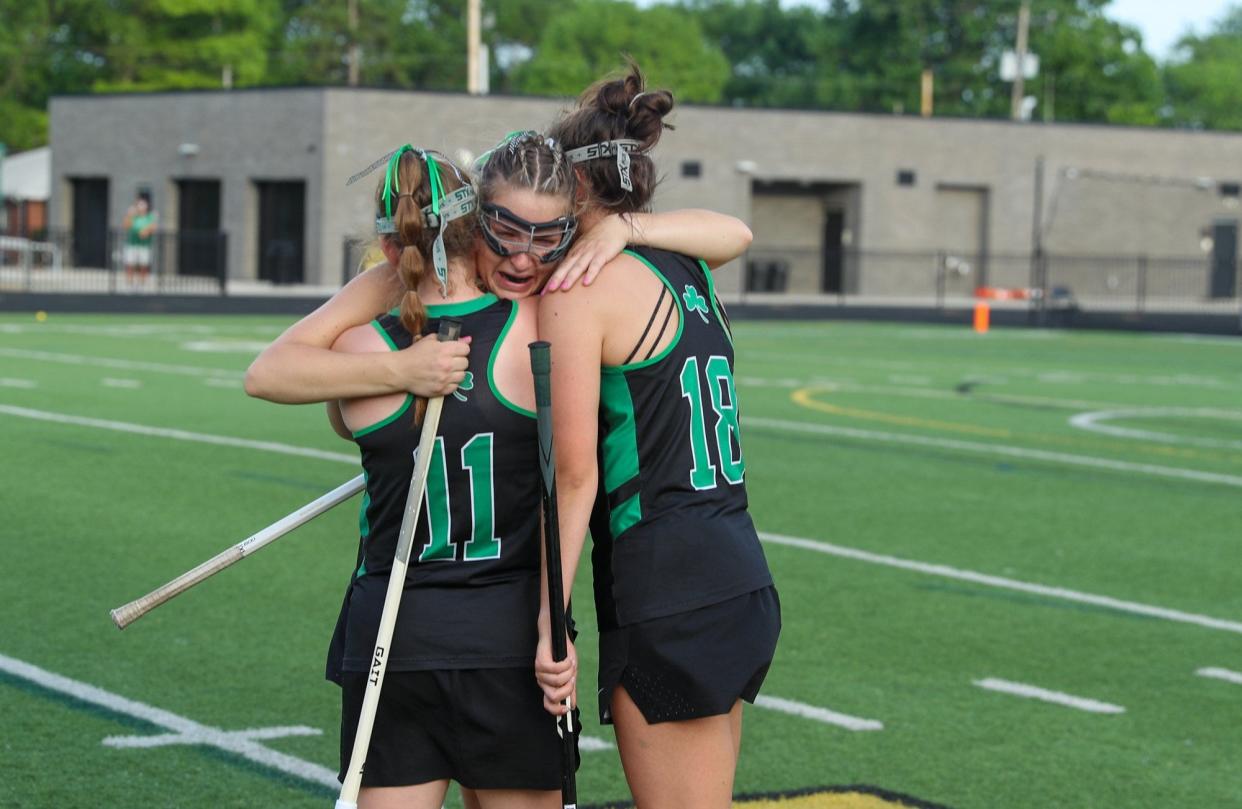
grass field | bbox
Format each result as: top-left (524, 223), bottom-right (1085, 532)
top-left (2, 312), bottom-right (1240, 809)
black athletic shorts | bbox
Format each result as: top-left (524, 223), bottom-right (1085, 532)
top-left (338, 667), bottom-right (577, 790)
top-left (597, 585), bottom-right (781, 725)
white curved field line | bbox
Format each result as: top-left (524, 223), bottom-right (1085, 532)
top-left (1069, 407), bottom-right (1242, 451)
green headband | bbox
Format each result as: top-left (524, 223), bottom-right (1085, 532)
top-left (373, 144), bottom-right (473, 296)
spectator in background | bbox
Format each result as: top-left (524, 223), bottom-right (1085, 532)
top-left (122, 192), bottom-right (157, 285)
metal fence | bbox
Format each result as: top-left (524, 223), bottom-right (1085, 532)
top-left (742, 248), bottom-right (1242, 315)
top-left (0, 228), bottom-right (229, 296)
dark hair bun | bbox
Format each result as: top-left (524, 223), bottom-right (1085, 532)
top-left (581, 61), bottom-right (674, 151)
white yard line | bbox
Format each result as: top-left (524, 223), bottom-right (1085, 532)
top-left (973, 678), bottom-right (1125, 714)
top-left (0, 404), bottom-right (358, 465)
top-left (754, 695), bottom-right (882, 731)
top-left (0, 652), bottom-right (341, 789)
top-left (1195, 667), bottom-right (1242, 685)
top-left (0, 347), bottom-right (243, 380)
top-left (0, 378), bottom-right (37, 388)
top-left (746, 416), bottom-right (1242, 489)
top-left (102, 378), bottom-right (142, 389)
top-left (0, 652), bottom-right (615, 791)
top-left (759, 531), bottom-right (1242, 636)
top-left (7, 403), bottom-right (1241, 639)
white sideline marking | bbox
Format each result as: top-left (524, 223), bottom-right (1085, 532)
top-left (0, 377), bottom-right (36, 388)
top-left (754, 695), bottom-right (882, 731)
top-left (8, 403), bottom-right (1241, 639)
top-left (1196, 667), bottom-right (1242, 685)
top-left (579, 736), bottom-right (613, 752)
top-left (0, 653), bottom-right (615, 792)
top-left (0, 405), bottom-right (358, 465)
top-left (102, 378), bottom-right (142, 389)
top-left (758, 531), bottom-right (1242, 636)
top-left (0, 652), bottom-right (341, 789)
top-left (104, 725), bottom-right (322, 749)
top-left (973, 678), bottom-right (1125, 714)
top-left (746, 416), bottom-right (1242, 489)
top-left (182, 340), bottom-right (273, 353)
top-left (204, 378), bottom-right (244, 389)
top-left (0, 347), bottom-right (243, 380)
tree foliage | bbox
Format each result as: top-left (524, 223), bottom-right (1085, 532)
top-left (2, 0), bottom-right (1241, 153)
top-left (1164, 5), bottom-right (1242, 130)
top-left (512, 0), bottom-right (729, 103)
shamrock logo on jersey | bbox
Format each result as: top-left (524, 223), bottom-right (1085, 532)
top-left (452, 371), bottom-right (474, 402)
top-left (682, 284), bottom-right (710, 323)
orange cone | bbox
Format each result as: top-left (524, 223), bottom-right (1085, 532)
top-left (973, 302), bottom-right (990, 333)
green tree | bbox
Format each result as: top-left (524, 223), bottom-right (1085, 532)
top-left (1164, 5), bottom-right (1242, 130)
top-left (810, 0), bottom-right (1161, 125)
top-left (0, 0), bottom-right (111, 150)
top-left (514, 0), bottom-right (729, 103)
top-left (271, 0), bottom-right (468, 90)
top-left (94, 0), bottom-right (281, 92)
top-left (674, 0), bottom-right (825, 108)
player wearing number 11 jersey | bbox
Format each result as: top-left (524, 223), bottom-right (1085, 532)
top-left (327, 294), bottom-right (571, 796)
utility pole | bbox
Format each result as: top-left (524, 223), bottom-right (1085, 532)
top-left (1010, 1), bottom-right (1031, 121)
top-left (467, 0), bottom-right (482, 94)
top-left (347, 0), bottom-right (360, 87)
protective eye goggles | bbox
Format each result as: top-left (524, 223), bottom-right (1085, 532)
top-left (479, 203), bottom-right (577, 264)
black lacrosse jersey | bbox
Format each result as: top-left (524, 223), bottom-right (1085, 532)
top-left (327, 294), bottom-right (541, 680)
top-left (590, 247), bottom-right (772, 630)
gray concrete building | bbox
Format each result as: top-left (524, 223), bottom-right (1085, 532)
top-left (49, 87), bottom-right (1242, 303)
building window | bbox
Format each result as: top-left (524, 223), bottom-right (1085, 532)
top-left (1220, 182), bottom-right (1240, 198)
top-left (681, 161), bottom-right (702, 178)
top-left (897, 169), bottom-right (916, 187)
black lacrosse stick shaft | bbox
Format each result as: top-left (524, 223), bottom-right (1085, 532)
top-left (530, 340), bottom-right (577, 809)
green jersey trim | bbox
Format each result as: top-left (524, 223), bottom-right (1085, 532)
top-left (599, 373), bottom-right (642, 535)
top-left (384, 293), bottom-right (499, 319)
top-left (610, 491), bottom-right (642, 539)
top-left (487, 301), bottom-right (536, 419)
top-left (602, 250), bottom-right (684, 375)
top-left (699, 258), bottom-right (733, 346)
top-left (351, 394), bottom-right (413, 438)
top-left (370, 319), bottom-right (399, 350)
top-left (351, 318), bottom-right (413, 438)
top-left (355, 472), bottom-right (371, 577)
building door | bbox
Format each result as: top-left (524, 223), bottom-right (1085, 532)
top-left (177, 179), bottom-right (223, 278)
top-left (71, 177), bottom-right (109, 268)
top-left (256, 181), bottom-right (305, 284)
top-left (1209, 219), bottom-right (1238, 299)
top-left (822, 210), bottom-right (844, 293)
top-left (935, 185), bottom-right (990, 289)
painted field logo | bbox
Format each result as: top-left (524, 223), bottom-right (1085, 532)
top-left (585, 786), bottom-right (950, 809)
top-left (732, 786), bottom-right (949, 808)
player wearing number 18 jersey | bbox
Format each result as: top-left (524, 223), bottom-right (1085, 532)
top-left (537, 63), bottom-right (778, 809)
top-left (587, 246), bottom-right (779, 721)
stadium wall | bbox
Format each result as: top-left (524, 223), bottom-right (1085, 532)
top-left (47, 87), bottom-right (1242, 300)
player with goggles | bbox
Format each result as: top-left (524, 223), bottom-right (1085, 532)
top-left (479, 202), bottom-right (578, 265)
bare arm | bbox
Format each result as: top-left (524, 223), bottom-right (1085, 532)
top-left (532, 281), bottom-right (607, 712)
top-left (244, 263), bottom-right (469, 403)
top-left (546, 208), bottom-right (753, 291)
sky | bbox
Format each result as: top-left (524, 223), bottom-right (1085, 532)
top-left (1107, 0), bottom-right (1239, 59)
